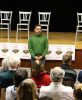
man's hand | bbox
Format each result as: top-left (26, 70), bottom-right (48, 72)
top-left (35, 56), bottom-right (42, 60)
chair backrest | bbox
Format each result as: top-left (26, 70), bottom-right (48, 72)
top-left (19, 11), bottom-right (32, 25)
top-left (0, 11), bottom-right (12, 25)
top-left (77, 12), bottom-right (82, 26)
top-left (38, 12), bottom-right (51, 26)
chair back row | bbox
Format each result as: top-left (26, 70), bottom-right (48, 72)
top-left (0, 11), bottom-right (51, 42)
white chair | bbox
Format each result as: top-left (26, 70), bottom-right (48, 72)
top-left (0, 11), bottom-right (12, 42)
top-left (75, 12), bottom-right (82, 43)
top-left (38, 12), bottom-right (51, 39)
top-left (16, 11), bottom-right (32, 41)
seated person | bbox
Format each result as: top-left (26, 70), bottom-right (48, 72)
top-left (17, 79), bottom-right (38, 100)
top-left (0, 54), bottom-right (21, 88)
top-left (77, 71), bottom-right (82, 83)
top-left (61, 53), bottom-right (77, 87)
top-left (6, 68), bottom-right (28, 100)
top-left (74, 83), bottom-right (82, 100)
top-left (32, 59), bottom-right (51, 88)
top-left (39, 67), bottom-right (74, 100)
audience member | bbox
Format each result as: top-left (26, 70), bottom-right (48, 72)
top-left (39, 66), bottom-right (74, 100)
top-left (61, 53), bottom-right (77, 87)
top-left (0, 54), bottom-right (21, 88)
top-left (74, 83), bottom-right (82, 100)
top-left (6, 68), bottom-right (28, 100)
top-left (0, 54), bottom-right (10, 72)
top-left (77, 71), bottom-right (82, 83)
top-left (17, 79), bottom-right (38, 100)
top-left (32, 59), bottom-right (51, 88)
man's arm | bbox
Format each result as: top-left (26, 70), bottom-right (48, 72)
top-left (28, 38), bottom-right (35, 58)
top-left (42, 37), bottom-right (48, 58)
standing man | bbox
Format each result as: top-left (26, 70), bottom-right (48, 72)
top-left (28, 24), bottom-right (48, 73)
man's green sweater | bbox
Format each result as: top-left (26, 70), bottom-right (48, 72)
top-left (28, 34), bottom-right (48, 58)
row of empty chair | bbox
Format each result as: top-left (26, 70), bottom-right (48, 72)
top-left (0, 11), bottom-right (51, 42)
top-left (0, 11), bottom-right (82, 43)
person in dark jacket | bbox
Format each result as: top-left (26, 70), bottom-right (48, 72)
top-left (0, 54), bottom-right (21, 88)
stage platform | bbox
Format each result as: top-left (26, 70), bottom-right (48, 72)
top-left (0, 31), bottom-right (81, 49)
top-left (0, 31), bottom-right (82, 71)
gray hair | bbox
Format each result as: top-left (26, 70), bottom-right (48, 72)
top-left (7, 54), bottom-right (21, 70)
top-left (2, 58), bottom-right (9, 70)
top-left (50, 67), bottom-right (65, 82)
top-left (1, 54), bottom-right (12, 69)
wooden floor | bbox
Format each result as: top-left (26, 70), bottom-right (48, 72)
top-left (0, 31), bottom-right (82, 49)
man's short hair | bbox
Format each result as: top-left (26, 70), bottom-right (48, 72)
top-left (34, 24), bottom-right (41, 29)
top-left (50, 67), bottom-right (65, 82)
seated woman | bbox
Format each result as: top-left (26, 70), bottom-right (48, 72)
top-left (17, 79), bottom-right (38, 100)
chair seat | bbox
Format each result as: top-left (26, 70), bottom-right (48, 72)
top-left (17, 23), bottom-right (29, 25)
top-left (17, 28), bottom-right (29, 31)
top-left (0, 24), bottom-right (9, 30)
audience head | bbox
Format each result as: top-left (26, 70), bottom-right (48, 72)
top-left (14, 68), bottom-right (28, 87)
top-left (50, 66), bottom-right (65, 82)
top-left (78, 71), bottom-right (82, 83)
top-left (17, 79), bottom-right (38, 100)
top-left (74, 83), bottom-right (82, 100)
top-left (62, 53), bottom-right (72, 65)
top-left (1, 54), bottom-right (14, 70)
top-left (1, 57), bottom-right (9, 70)
top-left (7, 54), bottom-right (21, 70)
